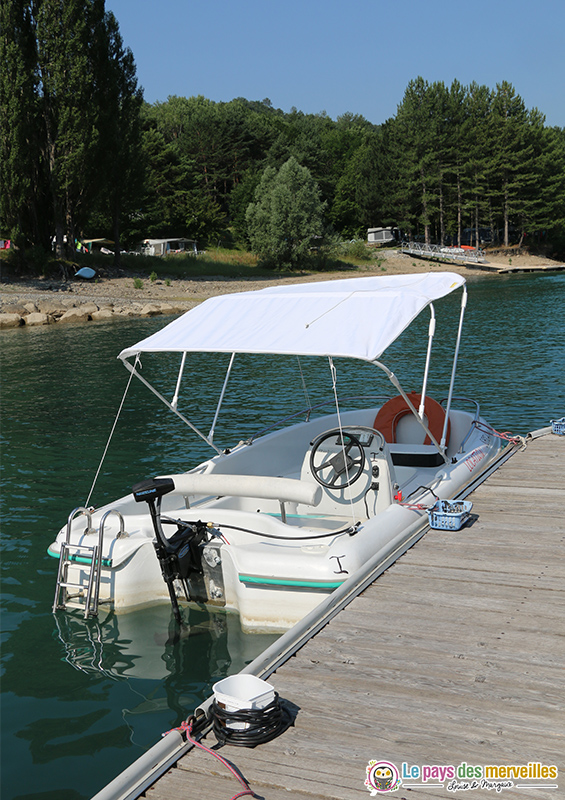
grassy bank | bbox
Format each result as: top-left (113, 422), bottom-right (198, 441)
top-left (0, 241), bottom-right (389, 283)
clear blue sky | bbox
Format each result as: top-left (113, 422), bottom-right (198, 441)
top-left (107, 0), bottom-right (564, 127)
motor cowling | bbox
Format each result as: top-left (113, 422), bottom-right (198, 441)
top-left (132, 477), bottom-right (211, 623)
top-left (160, 520), bottom-right (208, 582)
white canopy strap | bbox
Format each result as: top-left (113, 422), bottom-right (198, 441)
top-left (85, 354), bottom-right (140, 507)
top-left (297, 356), bottom-right (312, 411)
top-left (121, 357), bottom-right (223, 456)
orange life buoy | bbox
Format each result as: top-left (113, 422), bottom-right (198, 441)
top-left (374, 391), bottom-right (450, 446)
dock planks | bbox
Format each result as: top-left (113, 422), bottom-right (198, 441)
top-left (145, 433), bottom-right (564, 800)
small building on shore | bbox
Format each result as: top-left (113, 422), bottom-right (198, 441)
top-left (140, 238), bottom-right (197, 257)
top-left (367, 227), bottom-right (397, 245)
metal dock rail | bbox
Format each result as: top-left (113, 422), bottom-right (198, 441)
top-left (399, 242), bottom-right (564, 272)
top-left (94, 429), bottom-right (563, 800)
top-left (401, 241), bottom-right (486, 263)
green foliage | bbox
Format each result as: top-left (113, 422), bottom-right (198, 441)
top-left (3, 22), bottom-right (564, 271)
top-left (149, 271), bottom-right (157, 281)
top-left (229, 170), bottom-right (262, 244)
top-left (133, 277), bottom-right (143, 289)
top-left (0, 0), bottom-right (45, 248)
top-left (246, 157), bottom-right (326, 270)
top-left (381, 76), bottom-right (565, 253)
top-left (0, 0), bottom-right (143, 260)
top-left (1, 244), bottom-right (47, 276)
top-left (341, 239), bottom-right (371, 260)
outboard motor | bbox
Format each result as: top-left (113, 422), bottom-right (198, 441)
top-left (132, 477), bottom-right (209, 624)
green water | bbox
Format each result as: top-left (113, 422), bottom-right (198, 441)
top-left (1, 273), bottom-right (564, 799)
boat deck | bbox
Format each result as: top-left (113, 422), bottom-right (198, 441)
top-left (143, 431), bottom-right (563, 800)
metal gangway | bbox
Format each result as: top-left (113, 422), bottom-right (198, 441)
top-left (401, 241), bottom-right (485, 263)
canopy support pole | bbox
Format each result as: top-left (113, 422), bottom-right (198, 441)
top-left (419, 305), bottom-right (436, 418)
top-left (208, 353), bottom-right (235, 443)
top-left (121, 358), bottom-right (222, 456)
top-left (373, 360), bottom-right (450, 464)
top-left (171, 352), bottom-right (187, 410)
top-left (441, 286), bottom-right (467, 449)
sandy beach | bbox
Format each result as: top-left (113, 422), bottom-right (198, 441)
top-left (1, 250), bottom-right (562, 327)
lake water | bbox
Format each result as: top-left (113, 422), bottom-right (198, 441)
top-left (1, 272), bottom-right (564, 800)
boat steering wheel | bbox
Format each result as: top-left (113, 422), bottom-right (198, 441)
top-left (309, 427), bottom-right (385, 489)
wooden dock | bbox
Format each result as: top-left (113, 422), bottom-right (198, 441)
top-left (470, 262), bottom-right (565, 274)
top-left (145, 432), bottom-right (563, 800)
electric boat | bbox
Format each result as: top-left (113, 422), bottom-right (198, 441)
top-left (50, 272), bottom-right (504, 632)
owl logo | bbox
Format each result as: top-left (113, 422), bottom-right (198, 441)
top-left (365, 760), bottom-right (401, 794)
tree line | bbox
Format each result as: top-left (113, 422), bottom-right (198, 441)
top-left (1, 0), bottom-right (142, 262)
top-left (2, 1), bottom-right (564, 266)
top-left (127, 86), bottom-right (565, 256)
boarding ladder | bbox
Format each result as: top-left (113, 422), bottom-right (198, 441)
top-left (52, 508), bottom-right (124, 618)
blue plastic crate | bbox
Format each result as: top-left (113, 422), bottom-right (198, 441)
top-left (550, 417), bottom-right (565, 435)
top-left (427, 499), bottom-right (473, 530)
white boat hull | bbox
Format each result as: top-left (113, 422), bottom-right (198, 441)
top-left (49, 406), bottom-right (501, 632)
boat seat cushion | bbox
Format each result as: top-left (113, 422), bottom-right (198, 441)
top-left (388, 443), bottom-right (445, 468)
top-left (162, 473), bottom-right (323, 507)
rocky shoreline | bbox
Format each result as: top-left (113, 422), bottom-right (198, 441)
top-left (1, 250), bottom-right (562, 329)
top-left (0, 295), bottom-right (195, 328)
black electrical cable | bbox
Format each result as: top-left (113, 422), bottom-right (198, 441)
top-left (404, 485), bottom-right (440, 502)
top-left (211, 693), bottom-right (292, 747)
top-left (160, 515), bottom-right (361, 541)
top-left (212, 521), bottom-right (361, 541)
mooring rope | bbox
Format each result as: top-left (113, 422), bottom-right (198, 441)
top-left (84, 355), bottom-right (139, 508)
top-left (296, 356), bottom-right (311, 411)
top-left (162, 717), bottom-right (256, 799)
top-left (472, 420), bottom-right (526, 447)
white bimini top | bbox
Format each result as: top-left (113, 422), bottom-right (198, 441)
top-left (119, 272), bottom-right (465, 363)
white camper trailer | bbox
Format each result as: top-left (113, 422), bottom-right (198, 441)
top-left (141, 238), bottom-right (197, 256)
top-left (367, 227), bottom-right (396, 245)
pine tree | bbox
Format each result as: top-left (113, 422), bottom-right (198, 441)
top-left (141, 101), bottom-right (225, 242)
top-left (538, 126), bottom-right (565, 253)
top-left (464, 83), bottom-right (493, 246)
top-left (442, 80), bottom-right (470, 246)
top-left (490, 82), bottom-right (536, 246)
top-left (393, 77), bottom-right (439, 244)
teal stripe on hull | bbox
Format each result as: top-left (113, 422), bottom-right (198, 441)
top-left (239, 574), bottom-right (344, 589)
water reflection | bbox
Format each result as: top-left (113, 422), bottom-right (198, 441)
top-left (52, 604), bottom-right (275, 684)
top-left (49, 604), bottom-right (279, 751)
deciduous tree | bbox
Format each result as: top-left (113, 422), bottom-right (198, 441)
top-left (246, 156), bottom-right (326, 269)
